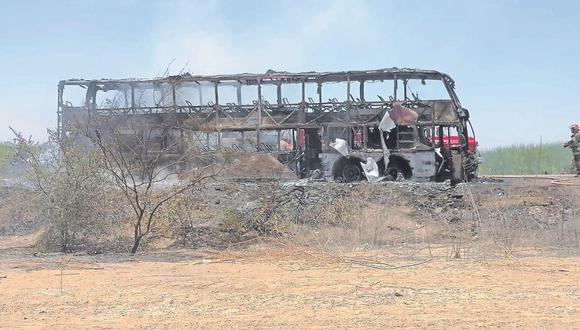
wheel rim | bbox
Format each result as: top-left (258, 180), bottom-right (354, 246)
top-left (342, 164), bottom-right (362, 182)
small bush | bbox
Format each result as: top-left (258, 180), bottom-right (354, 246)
top-left (222, 209), bottom-right (246, 241)
top-left (0, 189), bottom-right (43, 235)
top-left (0, 143), bottom-right (15, 171)
top-left (11, 130), bottom-right (130, 253)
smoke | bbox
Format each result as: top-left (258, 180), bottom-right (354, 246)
top-left (150, 0), bottom-right (376, 76)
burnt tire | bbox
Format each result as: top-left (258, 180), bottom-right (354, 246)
top-left (377, 156), bottom-right (412, 181)
top-left (341, 162), bottom-right (363, 182)
top-left (384, 163), bottom-right (412, 181)
top-left (384, 167), bottom-right (401, 181)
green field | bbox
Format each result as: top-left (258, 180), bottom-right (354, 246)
top-left (478, 142), bottom-right (574, 175)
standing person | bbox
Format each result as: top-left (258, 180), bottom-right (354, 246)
top-left (563, 123), bottom-right (580, 176)
top-left (279, 136), bottom-right (293, 151)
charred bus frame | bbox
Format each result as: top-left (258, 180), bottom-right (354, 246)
top-left (58, 68), bottom-right (478, 182)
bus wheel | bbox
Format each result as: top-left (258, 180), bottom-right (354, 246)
top-left (385, 167), bottom-right (401, 181)
top-left (342, 162), bottom-right (363, 182)
top-left (385, 164), bottom-right (412, 181)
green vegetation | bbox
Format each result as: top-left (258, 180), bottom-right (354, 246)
top-left (0, 143), bottom-right (15, 171)
top-left (478, 142), bottom-right (574, 175)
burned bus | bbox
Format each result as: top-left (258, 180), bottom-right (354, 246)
top-left (57, 68), bottom-right (479, 182)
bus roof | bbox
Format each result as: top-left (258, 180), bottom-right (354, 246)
top-left (59, 67), bottom-right (455, 87)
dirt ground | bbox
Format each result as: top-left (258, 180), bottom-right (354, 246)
top-left (0, 245), bottom-right (578, 329)
top-left (1, 177), bottom-right (580, 329)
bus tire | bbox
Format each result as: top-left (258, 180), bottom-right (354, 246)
top-left (342, 162), bottom-right (363, 182)
top-left (333, 157), bottom-right (364, 182)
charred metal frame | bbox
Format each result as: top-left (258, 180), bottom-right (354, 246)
top-left (57, 67), bottom-right (477, 181)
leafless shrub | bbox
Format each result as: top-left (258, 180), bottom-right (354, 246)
top-left (472, 186), bottom-right (580, 257)
top-left (316, 197), bottom-right (359, 227)
top-left (239, 184), bottom-right (291, 237)
top-left (157, 194), bottom-right (199, 247)
top-left (556, 198), bottom-right (580, 248)
top-left (217, 184), bottom-right (313, 241)
top-left (440, 211), bottom-right (473, 260)
top-left (83, 116), bottom-right (218, 253)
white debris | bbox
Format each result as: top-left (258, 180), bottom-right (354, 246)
top-left (361, 157), bottom-right (381, 182)
top-left (330, 138), bottom-right (349, 156)
top-left (378, 110), bottom-right (396, 131)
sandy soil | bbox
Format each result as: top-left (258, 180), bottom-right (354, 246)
top-left (1, 177), bottom-right (579, 329)
top-left (1, 246), bottom-right (579, 329)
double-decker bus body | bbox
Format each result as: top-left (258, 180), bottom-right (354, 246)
top-left (58, 68), bottom-right (478, 182)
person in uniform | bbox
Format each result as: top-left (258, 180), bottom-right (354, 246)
top-left (563, 123), bottom-right (580, 176)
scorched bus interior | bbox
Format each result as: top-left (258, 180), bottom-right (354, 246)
top-left (57, 68), bottom-right (478, 182)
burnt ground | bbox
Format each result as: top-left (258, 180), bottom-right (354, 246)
top-left (144, 175), bottom-right (580, 255)
top-left (0, 176), bottom-right (579, 328)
